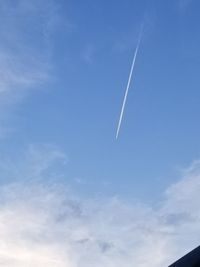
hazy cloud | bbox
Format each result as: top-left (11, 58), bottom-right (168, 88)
top-left (179, 0), bottom-right (194, 11)
top-left (0, 0), bottom-right (59, 93)
top-left (82, 44), bottom-right (96, 64)
top-left (0, 145), bottom-right (200, 266)
top-left (0, 0), bottom-right (61, 137)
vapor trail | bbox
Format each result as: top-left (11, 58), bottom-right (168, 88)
top-left (116, 27), bottom-right (143, 139)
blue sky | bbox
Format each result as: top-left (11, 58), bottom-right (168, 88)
top-left (0, 0), bottom-right (200, 266)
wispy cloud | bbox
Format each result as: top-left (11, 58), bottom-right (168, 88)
top-left (82, 44), bottom-right (96, 64)
top-left (179, 0), bottom-right (194, 12)
top-left (0, 0), bottom-right (61, 137)
top-left (0, 145), bottom-right (200, 266)
top-left (0, 0), bottom-right (59, 92)
top-left (0, 144), bottom-right (67, 184)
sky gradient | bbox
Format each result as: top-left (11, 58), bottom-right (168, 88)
top-left (0, 0), bottom-right (200, 266)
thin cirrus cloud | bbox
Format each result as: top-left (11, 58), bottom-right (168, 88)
top-left (0, 0), bottom-right (59, 93)
top-left (0, 0), bottom-right (60, 137)
top-left (0, 145), bottom-right (200, 267)
top-left (179, 0), bottom-right (194, 11)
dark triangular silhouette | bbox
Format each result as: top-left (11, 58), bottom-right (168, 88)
top-left (169, 246), bottom-right (200, 267)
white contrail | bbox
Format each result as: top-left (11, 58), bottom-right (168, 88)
top-left (116, 27), bottom-right (143, 139)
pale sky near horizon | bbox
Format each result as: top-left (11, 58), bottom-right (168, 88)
top-left (0, 0), bottom-right (200, 266)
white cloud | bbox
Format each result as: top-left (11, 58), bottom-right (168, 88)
top-left (0, 0), bottom-right (61, 137)
top-left (0, 0), bottom-right (59, 93)
top-left (0, 144), bottom-right (68, 183)
top-left (0, 145), bottom-right (200, 266)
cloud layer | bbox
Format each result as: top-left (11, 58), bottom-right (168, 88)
top-left (0, 145), bottom-right (200, 267)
